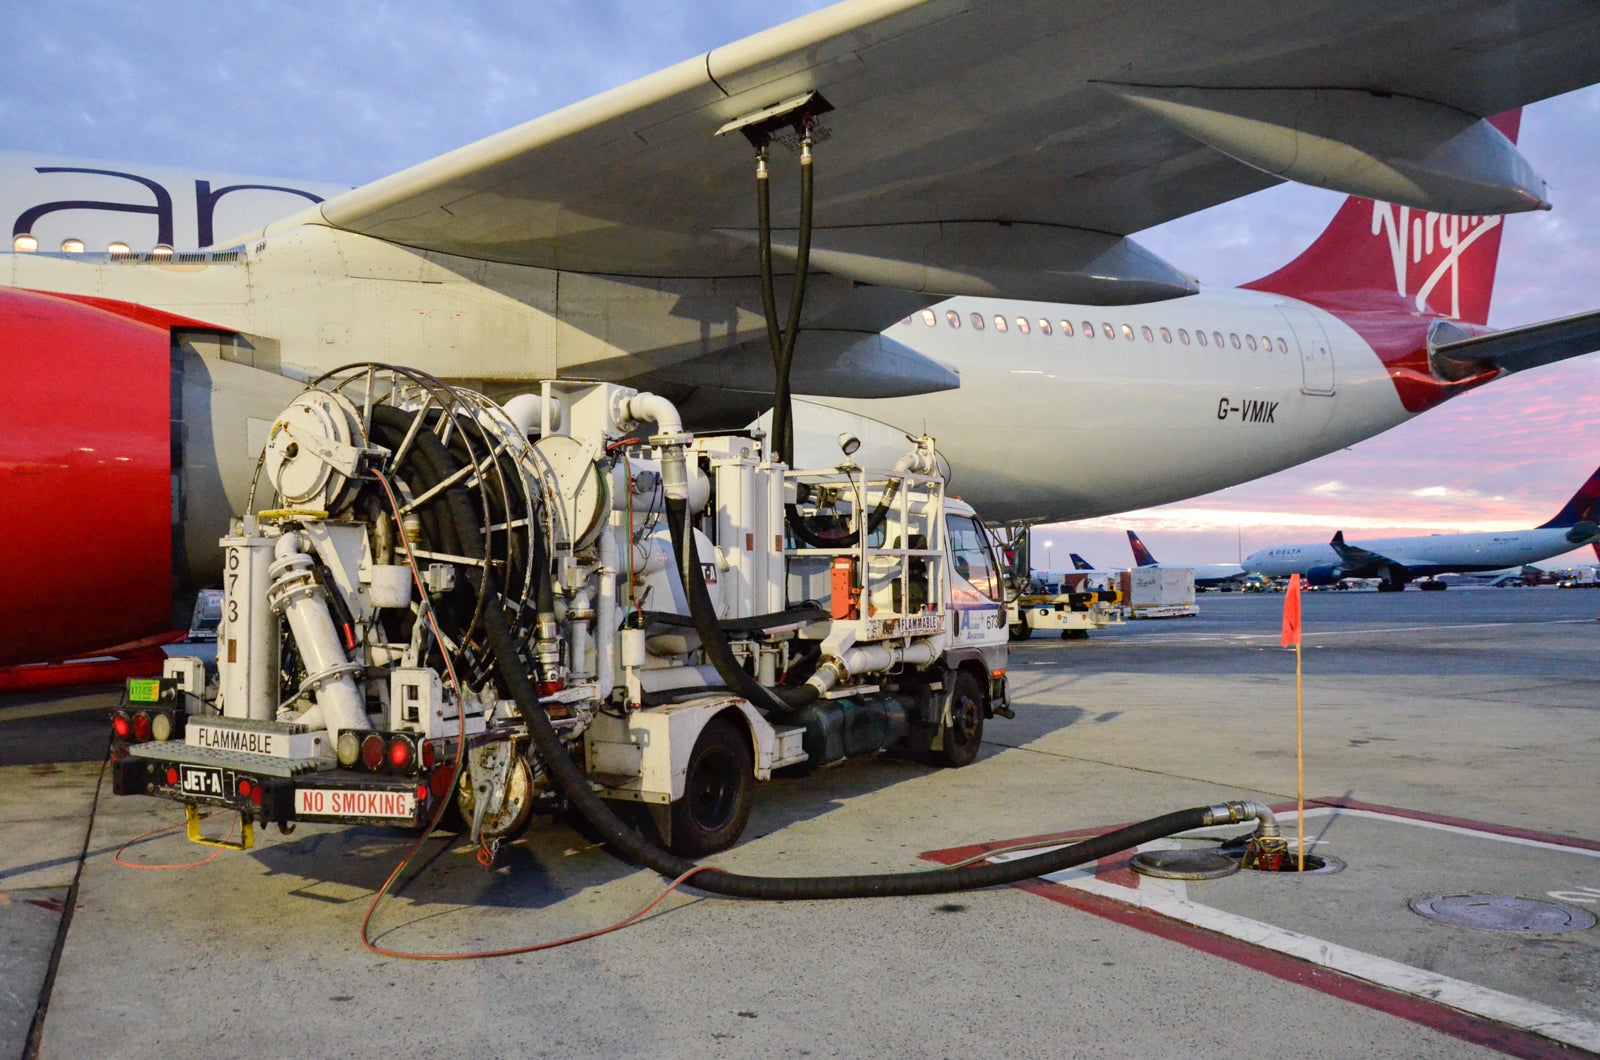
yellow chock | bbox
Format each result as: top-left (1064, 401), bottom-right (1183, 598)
top-left (185, 803), bottom-right (255, 851)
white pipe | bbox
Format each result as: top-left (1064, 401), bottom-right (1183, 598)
top-left (806, 638), bottom-right (940, 696)
top-left (502, 393), bottom-right (546, 437)
top-left (595, 526), bottom-right (620, 700)
top-left (622, 391), bottom-right (686, 440)
top-left (267, 532), bottom-right (369, 743)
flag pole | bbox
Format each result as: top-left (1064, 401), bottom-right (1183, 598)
top-left (1296, 636), bottom-right (1304, 872)
top-left (1279, 573), bottom-right (1305, 872)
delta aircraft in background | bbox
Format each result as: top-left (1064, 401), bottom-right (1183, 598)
top-left (1244, 464), bottom-right (1600, 591)
top-left (1126, 531), bottom-right (1245, 589)
top-left (7, 2), bottom-right (1600, 666)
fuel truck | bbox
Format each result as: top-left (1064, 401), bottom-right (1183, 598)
top-left (110, 368), bottom-right (1011, 857)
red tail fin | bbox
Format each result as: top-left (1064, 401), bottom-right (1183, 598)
top-left (1243, 111), bottom-right (1520, 325)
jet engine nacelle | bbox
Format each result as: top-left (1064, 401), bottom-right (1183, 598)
top-left (1304, 565), bottom-right (1344, 586)
top-left (0, 289), bottom-right (299, 665)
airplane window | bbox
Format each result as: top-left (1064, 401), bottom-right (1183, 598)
top-left (1119, 324), bottom-right (1133, 340)
top-left (1277, 337), bottom-right (1288, 353)
top-left (1160, 327), bottom-right (1172, 343)
top-left (1016, 317), bottom-right (1030, 334)
top-left (1197, 331), bottom-right (1208, 347)
top-left (994, 315), bottom-right (1008, 333)
top-left (1228, 333), bottom-right (1239, 349)
top-left (921, 309), bottom-right (937, 326)
top-left (900, 316), bottom-right (913, 326)
top-left (1262, 335), bottom-right (1272, 350)
top-left (13, 234), bottom-right (38, 252)
top-left (946, 310), bottom-right (961, 329)
top-left (61, 238), bottom-right (85, 254)
top-left (1038, 319), bottom-right (1052, 335)
top-left (1141, 325), bottom-right (1154, 342)
top-left (1178, 329), bottom-right (1190, 345)
top-left (1246, 334), bottom-right (1257, 350)
top-left (1102, 323), bottom-right (1114, 340)
top-left (1082, 321), bottom-right (1094, 338)
top-left (1060, 320), bottom-right (1074, 337)
top-left (107, 242), bottom-right (131, 254)
top-left (970, 312), bottom-right (986, 331)
top-left (1213, 331), bottom-right (1224, 347)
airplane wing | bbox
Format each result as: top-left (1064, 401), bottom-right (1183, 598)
top-left (1324, 534), bottom-right (1401, 576)
top-left (269, 0), bottom-right (1600, 308)
top-left (1429, 309), bottom-right (1600, 382)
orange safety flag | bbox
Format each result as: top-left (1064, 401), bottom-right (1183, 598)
top-left (1280, 573), bottom-right (1303, 647)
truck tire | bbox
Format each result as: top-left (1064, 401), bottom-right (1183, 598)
top-left (1009, 622), bottom-right (1031, 641)
top-left (670, 716), bottom-right (755, 856)
top-left (937, 670), bottom-right (985, 768)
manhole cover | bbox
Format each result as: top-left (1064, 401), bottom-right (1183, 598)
top-left (1408, 894), bottom-right (1597, 934)
top-left (1130, 849), bottom-right (1240, 880)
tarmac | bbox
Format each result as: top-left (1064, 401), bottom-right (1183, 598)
top-left (2, 586), bottom-right (1598, 1058)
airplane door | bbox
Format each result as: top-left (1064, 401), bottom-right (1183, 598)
top-left (1277, 306), bottom-right (1335, 396)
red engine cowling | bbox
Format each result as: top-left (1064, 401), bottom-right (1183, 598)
top-left (0, 289), bottom-right (178, 665)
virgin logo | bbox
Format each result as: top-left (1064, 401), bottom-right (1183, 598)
top-left (1370, 202), bottom-right (1500, 318)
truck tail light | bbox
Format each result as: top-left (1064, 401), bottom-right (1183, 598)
top-left (112, 712), bottom-right (132, 739)
top-left (130, 712), bottom-right (152, 742)
top-left (166, 767), bottom-right (179, 786)
top-left (420, 739), bottom-right (435, 770)
top-left (387, 734), bottom-right (416, 772)
top-left (415, 783), bottom-right (428, 802)
top-left (336, 730), bottom-right (362, 768)
top-left (360, 733), bottom-right (386, 771)
top-left (429, 766), bottom-right (454, 800)
top-left (237, 779), bottom-right (252, 799)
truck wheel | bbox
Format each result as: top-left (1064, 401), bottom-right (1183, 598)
top-left (937, 670), bottom-right (985, 768)
top-left (1009, 622), bottom-right (1031, 641)
top-left (670, 716), bottom-right (754, 856)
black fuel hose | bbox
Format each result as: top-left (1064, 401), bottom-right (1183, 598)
top-left (663, 495), bottom-right (816, 713)
top-left (395, 396), bottom-right (1225, 899)
top-left (498, 610), bottom-right (1218, 900)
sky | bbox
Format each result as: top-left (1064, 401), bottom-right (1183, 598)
top-left (5, 1), bottom-right (1600, 568)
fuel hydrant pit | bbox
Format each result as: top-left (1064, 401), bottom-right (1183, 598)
top-left (1237, 851), bottom-right (1345, 874)
top-left (1216, 835), bottom-right (1346, 874)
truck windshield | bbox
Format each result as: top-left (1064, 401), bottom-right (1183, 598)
top-left (945, 514), bottom-right (1001, 601)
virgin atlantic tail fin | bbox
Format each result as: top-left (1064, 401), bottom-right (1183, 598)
top-left (1242, 111), bottom-right (1521, 325)
top-left (1537, 461), bottom-right (1600, 534)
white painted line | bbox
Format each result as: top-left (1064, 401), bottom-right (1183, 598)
top-left (1053, 852), bottom-right (1600, 1054)
top-left (984, 811), bottom-right (1600, 1052)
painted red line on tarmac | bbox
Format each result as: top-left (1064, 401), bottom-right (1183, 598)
top-left (1014, 879), bottom-right (1573, 1060)
top-left (922, 798), bottom-right (1600, 1058)
top-left (1312, 797), bottom-right (1600, 852)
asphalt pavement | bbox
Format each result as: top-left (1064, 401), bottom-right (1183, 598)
top-left (3, 586), bottom-right (1597, 1058)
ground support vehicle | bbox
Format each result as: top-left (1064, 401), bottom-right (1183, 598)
top-left (110, 373), bottom-right (1009, 857)
top-left (1006, 585), bottom-right (1122, 640)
